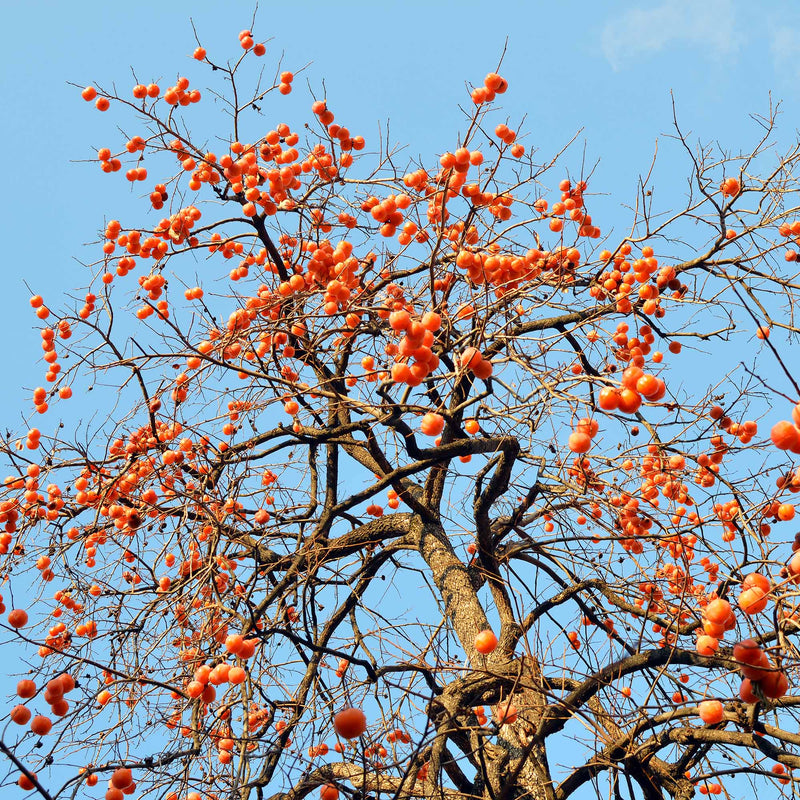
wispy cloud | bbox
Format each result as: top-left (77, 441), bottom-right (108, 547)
top-left (770, 25), bottom-right (800, 85)
top-left (601, 0), bottom-right (741, 71)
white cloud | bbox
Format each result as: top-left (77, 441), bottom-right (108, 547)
top-left (601, 0), bottom-right (742, 71)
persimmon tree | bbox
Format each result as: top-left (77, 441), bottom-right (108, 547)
top-left (6, 25), bottom-right (800, 800)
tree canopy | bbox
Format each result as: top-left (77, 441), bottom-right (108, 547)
top-left (5, 24), bottom-right (800, 800)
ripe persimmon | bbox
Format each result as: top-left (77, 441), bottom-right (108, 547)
top-left (10, 704), bottom-right (32, 725)
top-left (617, 389), bottom-right (642, 414)
top-left (333, 707), bottom-right (367, 739)
top-left (50, 699), bottom-right (69, 717)
top-left (695, 635), bottom-right (718, 655)
top-left (703, 599), bottom-right (731, 625)
top-left (698, 700), bottom-right (724, 724)
top-left (771, 420), bottom-right (800, 450)
top-left (493, 702), bottom-right (518, 725)
top-left (30, 715), bottom-right (52, 735)
top-left (474, 629), bottom-right (498, 654)
top-left (761, 669), bottom-right (789, 699)
top-left (567, 431), bottom-right (592, 454)
top-left (739, 651), bottom-right (773, 681)
top-left (460, 347), bottom-right (482, 370)
top-left (420, 413), bottom-right (444, 437)
top-left (8, 608), bottom-right (28, 628)
top-left (472, 359), bottom-right (493, 379)
top-left (17, 772), bottom-right (37, 791)
top-left (111, 768), bottom-right (133, 789)
top-left (238, 638), bottom-right (256, 659)
top-left (738, 586), bottom-right (769, 615)
top-left (228, 666), bottom-right (246, 684)
top-left (598, 387), bottom-right (619, 410)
